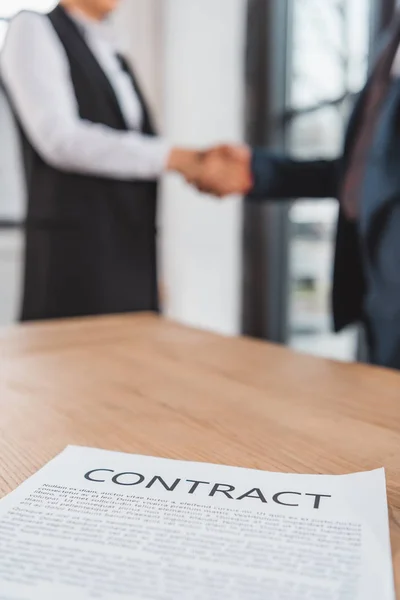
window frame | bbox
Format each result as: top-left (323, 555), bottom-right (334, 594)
top-left (242, 0), bottom-right (392, 345)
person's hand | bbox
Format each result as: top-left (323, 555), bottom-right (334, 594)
top-left (166, 148), bottom-right (205, 182)
top-left (166, 145), bottom-right (253, 198)
top-left (193, 144), bottom-right (253, 197)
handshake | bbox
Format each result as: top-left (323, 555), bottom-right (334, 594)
top-left (168, 144), bottom-right (253, 198)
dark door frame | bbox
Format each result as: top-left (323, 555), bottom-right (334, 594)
top-left (242, 0), bottom-right (291, 343)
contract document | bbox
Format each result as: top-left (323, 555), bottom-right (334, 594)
top-left (0, 446), bottom-right (395, 600)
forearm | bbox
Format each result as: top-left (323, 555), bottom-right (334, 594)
top-left (30, 118), bottom-right (171, 180)
top-left (249, 148), bottom-right (341, 201)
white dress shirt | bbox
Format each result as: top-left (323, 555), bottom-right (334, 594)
top-left (0, 9), bottom-right (170, 180)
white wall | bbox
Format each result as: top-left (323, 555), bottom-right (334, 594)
top-left (115, 0), bottom-right (247, 335)
top-left (161, 0), bottom-right (247, 335)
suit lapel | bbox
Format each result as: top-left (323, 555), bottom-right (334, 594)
top-left (342, 86), bottom-right (368, 167)
top-left (342, 30), bottom-right (397, 169)
top-left (48, 5), bottom-right (128, 129)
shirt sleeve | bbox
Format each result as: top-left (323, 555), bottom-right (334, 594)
top-left (249, 148), bottom-right (340, 200)
top-left (0, 11), bottom-right (170, 181)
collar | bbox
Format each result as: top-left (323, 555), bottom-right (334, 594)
top-left (66, 6), bottom-right (116, 45)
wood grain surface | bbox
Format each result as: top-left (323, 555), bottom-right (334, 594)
top-left (1, 313), bottom-right (400, 595)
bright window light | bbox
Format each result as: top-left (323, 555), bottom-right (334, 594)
top-left (0, 1), bottom-right (58, 19)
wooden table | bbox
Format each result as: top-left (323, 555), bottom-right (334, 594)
top-left (1, 313), bottom-right (400, 594)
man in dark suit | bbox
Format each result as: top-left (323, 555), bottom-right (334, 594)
top-left (197, 15), bottom-right (400, 370)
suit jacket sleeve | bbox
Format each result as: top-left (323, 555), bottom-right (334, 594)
top-left (249, 148), bottom-right (341, 200)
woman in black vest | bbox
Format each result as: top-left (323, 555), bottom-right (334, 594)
top-left (0, 0), bottom-right (202, 321)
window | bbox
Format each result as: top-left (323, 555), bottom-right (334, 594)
top-left (0, 0), bottom-right (57, 50)
top-left (286, 0), bottom-right (372, 360)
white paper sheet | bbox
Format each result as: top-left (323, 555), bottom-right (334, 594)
top-left (0, 446), bottom-right (395, 600)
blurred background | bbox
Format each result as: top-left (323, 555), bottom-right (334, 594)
top-left (0, 0), bottom-right (395, 361)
